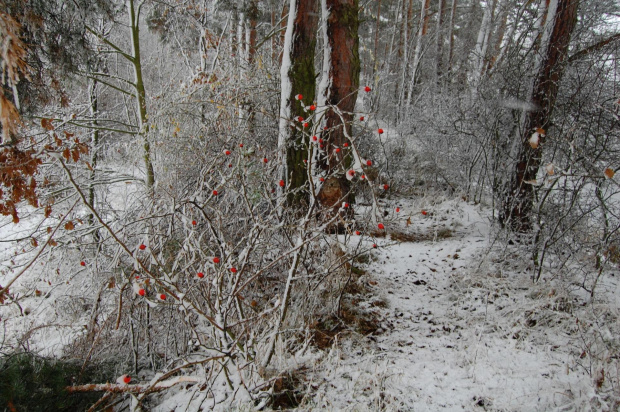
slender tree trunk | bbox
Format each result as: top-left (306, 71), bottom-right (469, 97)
top-left (469, 0), bottom-right (496, 96)
top-left (278, 0), bottom-right (318, 206)
top-left (435, 0), bottom-right (447, 84)
top-left (447, 0), bottom-right (458, 79)
top-left (405, 0), bottom-right (431, 110)
top-left (501, 0), bottom-right (579, 232)
top-left (128, 0), bottom-right (155, 191)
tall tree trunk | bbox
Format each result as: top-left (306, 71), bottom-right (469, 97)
top-left (316, 0), bottom-right (360, 213)
top-left (469, 0), bottom-right (496, 97)
top-left (278, 0), bottom-right (318, 206)
top-left (405, 0), bottom-right (431, 110)
top-left (447, 0), bottom-right (458, 79)
top-left (128, 0), bottom-right (155, 191)
top-left (501, 0), bottom-right (579, 232)
top-left (435, 0), bottom-right (447, 85)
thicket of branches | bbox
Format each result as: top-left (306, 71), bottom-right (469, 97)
top-left (0, 0), bottom-right (619, 409)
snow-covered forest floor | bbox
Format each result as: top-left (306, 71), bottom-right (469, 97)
top-left (296, 198), bottom-right (619, 411)
top-left (2, 194), bottom-right (620, 411)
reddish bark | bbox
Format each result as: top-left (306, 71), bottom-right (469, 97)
top-left (502, 0), bottom-right (579, 232)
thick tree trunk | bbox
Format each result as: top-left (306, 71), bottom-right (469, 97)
top-left (447, 0), bottom-right (458, 79)
top-left (501, 0), bottom-right (579, 232)
top-left (278, 0), bottom-right (318, 206)
top-left (316, 0), bottom-right (360, 214)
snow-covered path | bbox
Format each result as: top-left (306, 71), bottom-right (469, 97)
top-left (307, 199), bottom-right (595, 411)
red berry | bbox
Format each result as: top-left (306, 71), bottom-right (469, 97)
top-left (213, 257), bottom-right (220, 264)
top-left (343, 203), bottom-right (349, 208)
top-left (123, 375), bottom-right (131, 384)
top-left (197, 272), bottom-right (204, 278)
top-left (228, 164), bottom-right (232, 168)
top-left (139, 244), bottom-right (146, 250)
top-left (364, 86), bottom-right (371, 92)
top-left (159, 294), bottom-right (166, 300)
top-left (348, 170), bottom-right (355, 177)
top-left (303, 159), bottom-right (307, 163)
top-left (80, 261), bottom-right (86, 267)
top-left (213, 190), bottom-right (218, 196)
top-left (192, 220), bottom-right (197, 226)
top-left (309, 104), bottom-right (316, 111)
top-left (312, 135), bottom-right (318, 141)
top-left (225, 150), bottom-right (231, 155)
top-left (355, 230), bottom-right (361, 235)
top-left (319, 138), bottom-right (324, 144)
top-left (297, 116), bottom-right (304, 122)
top-left (230, 267), bottom-right (237, 273)
top-left (343, 143), bottom-right (349, 147)
top-left (422, 210), bottom-right (428, 216)
top-left (373, 244), bottom-right (377, 248)
top-left (378, 223), bottom-right (385, 230)
top-left (319, 144), bottom-right (324, 149)
top-left (279, 180), bottom-right (285, 187)
top-left (361, 175), bottom-right (366, 179)
top-left (263, 158), bottom-right (268, 163)
top-left (383, 184), bottom-right (389, 190)
top-left (378, 129), bottom-right (384, 135)
top-left (319, 177), bottom-right (325, 182)
top-left (303, 122), bottom-right (309, 128)
top-left (135, 275), bottom-right (140, 279)
top-left (239, 143), bottom-right (244, 147)
top-left (396, 207), bottom-right (400, 212)
top-left (335, 148), bottom-right (341, 153)
top-left (296, 94), bottom-right (303, 100)
top-left (138, 289), bottom-right (146, 296)
top-left (323, 126), bottom-right (328, 130)
top-left (359, 116), bottom-right (365, 121)
top-left (366, 160), bottom-right (372, 166)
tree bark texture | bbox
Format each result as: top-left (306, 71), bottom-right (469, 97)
top-left (316, 0), bottom-right (360, 214)
top-left (280, 0), bottom-right (318, 205)
top-left (501, 0), bottom-right (579, 232)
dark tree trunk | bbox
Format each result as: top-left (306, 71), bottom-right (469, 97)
top-left (284, 0), bottom-right (318, 205)
top-left (501, 0), bottom-right (579, 232)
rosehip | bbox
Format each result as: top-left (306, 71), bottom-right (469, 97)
top-left (378, 128), bottom-right (384, 135)
top-left (263, 158), bottom-right (268, 163)
top-left (230, 267), bottom-right (237, 273)
top-left (303, 122), bottom-right (309, 128)
top-left (343, 143), bottom-right (349, 147)
top-left (213, 190), bottom-right (218, 196)
top-left (296, 94), bottom-right (303, 100)
top-left (197, 272), bottom-right (204, 278)
top-left (139, 244), bottom-right (146, 250)
top-left (360, 116), bottom-right (365, 121)
top-left (396, 207), bottom-right (400, 212)
top-left (312, 135), bottom-right (318, 141)
top-left (279, 180), bottom-right (285, 187)
top-left (80, 261), bottom-right (86, 267)
top-left (319, 177), bottom-right (325, 182)
top-left (378, 223), bottom-right (385, 230)
top-left (366, 160), bottom-right (372, 166)
top-left (383, 184), bottom-right (389, 190)
top-left (159, 294), bottom-right (166, 300)
top-left (373, 244), bottom-right (377, 248)
top-left (123, 375), bottom-right (131, 384)
top-left (422, 210), bottom-right (428, 215)
top-left (239, 143), bottom-right (244, 147)
top-left (225, 150), bottom-right (231, 155)
top-left (192, 220), bottom-right (197, 226)
top-left (335, 148), bottom-right (341, 153)
top-left (355, 231), bottom-right (361, 235)
top-left (297, 116), bottom-right (304, 122)
top-left (213, 257), bottom-right (220, 263)
top-left (309, 104), bottom-right (316, 111)
top-left (138, 289), bottom-right (146, 296)
top-left (364, 86), bottom-right (371, 92)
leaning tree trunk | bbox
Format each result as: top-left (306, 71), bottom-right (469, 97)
top-left (501, 0), bottom-right (579, 232)
top-left (315, 0), bottom-right (360, 216)
top-left (278, 0), bottom-right (318, 206)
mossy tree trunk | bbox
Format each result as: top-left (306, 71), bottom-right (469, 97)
top-left (279, 0), bottom-right (318, 207)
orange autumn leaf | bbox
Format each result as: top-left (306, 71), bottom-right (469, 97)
top-left (604, 168), bottom-right (615, 179)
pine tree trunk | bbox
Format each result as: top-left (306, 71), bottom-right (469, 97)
top-left (316, 0), bottom-right (360, 215)
top-left (278, 0), bottom-right (318, 206)
top-left (501, 0), bottom-right (579, 232)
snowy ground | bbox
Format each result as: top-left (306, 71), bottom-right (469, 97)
top-left (301, 198), bottom-right (613, 411)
